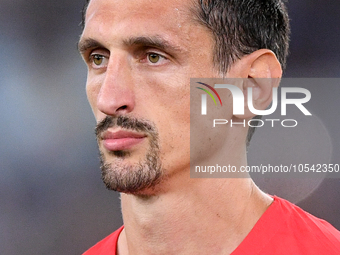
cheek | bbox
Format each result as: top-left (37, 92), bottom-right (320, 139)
top-left (86, 76), bottom-right (101, 116)
top-left (154, 90), bottom-right (191, 166)
top-left (189, 85), bottom-right (236, 166)
top-left (154, 83), bottom-right (190, 138)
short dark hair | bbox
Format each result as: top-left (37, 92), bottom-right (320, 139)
top-left (80, 0), bottom-right (90, 30)
top-left (193, 0), bottom-right (290, 73)
top-left (80, 0), bottom-right (290, 145)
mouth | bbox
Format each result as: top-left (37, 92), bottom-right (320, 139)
top-left (101, 129), bottom-right (147, 151)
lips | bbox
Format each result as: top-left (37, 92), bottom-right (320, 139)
top-left (101, 130), bottom-right (147, 151)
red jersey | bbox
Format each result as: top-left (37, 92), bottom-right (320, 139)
top-left (83, 196), bottom-right (340, 254)
top-left (83, 226), bottom-right (123, 255)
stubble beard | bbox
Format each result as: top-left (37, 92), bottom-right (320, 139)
top-left (96, 116), bottom-right (164, 194)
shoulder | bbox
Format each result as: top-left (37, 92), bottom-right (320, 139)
top-left (276, 196), bottom-right (339, 235)
top-left (233, 196), bottom-right (340, 255)
top-left (83, 226), bottom-right (124, 255)
top-left (270, 196), bottom-right (340, 254)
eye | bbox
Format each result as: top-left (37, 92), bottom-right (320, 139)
top-left (89, 53), bottom-right (108, 68)
top-left (147, 53), bottom-right (162, 64)
top-left (93, 54), bottom-right (104, 65)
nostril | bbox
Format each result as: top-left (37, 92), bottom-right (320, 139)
top-left (117, 105), bottom-right (128, 111)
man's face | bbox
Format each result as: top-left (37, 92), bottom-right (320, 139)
top-left (79, 0), bottom-right (220, 194)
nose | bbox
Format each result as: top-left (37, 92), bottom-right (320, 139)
top-left (96, 55), bottom-right (135, 116)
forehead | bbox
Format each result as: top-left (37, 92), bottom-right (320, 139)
top-left (83, 0), bottom-right (198, 40)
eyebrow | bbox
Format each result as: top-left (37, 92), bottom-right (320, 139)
top-left (123, 36), bottom-right (183, 53)
top-left (78, 38), bottom-right (105, 54)
top-left (78, 36), bottom-right (183, 55)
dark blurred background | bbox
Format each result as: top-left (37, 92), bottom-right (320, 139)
top-left (0, 1), bottom-right (339, 254)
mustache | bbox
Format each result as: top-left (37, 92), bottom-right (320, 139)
top-left (95, 115), bottom-right (155, 138)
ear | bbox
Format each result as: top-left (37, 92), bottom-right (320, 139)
top-left (248, 49), bottom-right (282, 79)
top-left (231, 49), bottom-right (282, 119)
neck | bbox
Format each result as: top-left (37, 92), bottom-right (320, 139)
top-left (118, 176), bottom-right (272, 255)
top-left (117, 131), bottom-right (273, 255)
